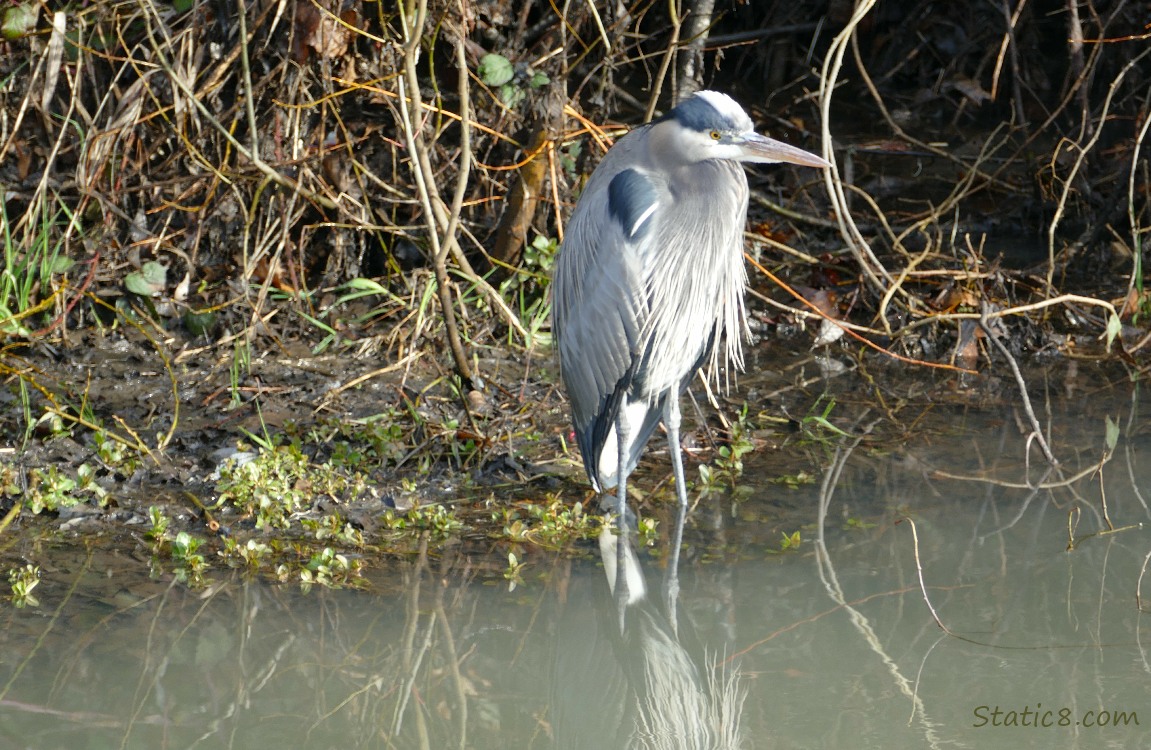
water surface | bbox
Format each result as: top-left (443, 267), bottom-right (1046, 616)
top-left (3, 380), bottom-right (1150, 749)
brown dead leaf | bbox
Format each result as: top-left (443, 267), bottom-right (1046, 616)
top-left (16, 139), bottom-right (31, 180)
top-left (931, 284), bottom-right (980, 312)
top-left (293, 1), bottom-right (356, 64)
top-left (1116, 287), bottom-right (1151, 319)
top-left (952, 319), bottom-right (983, 370)
top-left (949, 75), bottom-right (993, 105)
top-left (748, 221), bottom-right (795, 244)
top-left (802, 288), bottom-right (840, 320)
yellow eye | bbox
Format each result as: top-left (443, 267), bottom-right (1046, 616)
top-left (709, 130), bottom-right (722, 141)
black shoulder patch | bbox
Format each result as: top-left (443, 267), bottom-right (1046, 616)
top-left (607, 169), bottom-right (659, 240)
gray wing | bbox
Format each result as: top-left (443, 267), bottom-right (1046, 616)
top-left (552, 154), bottom-right (666, 488)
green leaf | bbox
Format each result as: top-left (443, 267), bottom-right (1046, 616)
top-left (2, 3), bottom-right (38, 40)
top-left (1104, 415), bottom-right (1119, 453)
top-left (529, 71), bottom-right (550, 88)
top-left (48, 256), bottom-right (75, 275)
top-left (478, 53), bottom-right (514, 87)
top-left (499, 83), bottom-right (525, 108)
top-left (1104, 312), bottom-right (1121, 351)
top-left (124, 261), bottom-right (168, 296)
top-left (347, 277), bottom-right (388, 293)
top-left (182, 309), bottom-right (217, 337)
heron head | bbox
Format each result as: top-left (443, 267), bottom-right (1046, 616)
top-left (661, 90), bottom-right (830, 169)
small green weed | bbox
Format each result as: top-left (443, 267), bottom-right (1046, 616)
top-left (770, 470), bottom-right (817, 489)
top-left (300, 547), bottom-right (363, 591)
top-left (146, 506), bottom-right (170, 541)
top-left (700, 405), bottom-right (755, 490)
top-left (295, 277), bottom-right (407, 354)
top-left (229, 340), bottom-right (251, 408)
top-left (7, 564), bottom-right (40, 608)
top-left (93, 430), bottom-right (141, 475)
top-left (301, 514), bottom-right (364, 546)
top-left (636, 515), bottom-right (659, 547)
top-left (215, 444), bottom-right (367, 530)
top-left (495, 498), bottom-right (600, 547)
top-left (844, 517), bottom-right (877, 531)
top-left (495, 234), bottom-right (556, 346)
top-left (25, 463), bottom-right (108, 514)
top-left (770, 530), bottom-right (802, 554)
top-left (0, 192), bottom-right (76, 337)
top-left (171, 531), bottom-right (209, 584)
top-left (221, 538), bottom-right (273, 570)
top-left (0, 462), bottom-right (22, 499)
top-left (504, 551), bottom-right (525, 591)
top-left (799, 396), bottom-right (852, 442)
top-left (477, 52), bottom-right (550, 107)
top-left (383, 502), bottom-right (464, 539)
top-left (323, 415), bottom-right (409, 470)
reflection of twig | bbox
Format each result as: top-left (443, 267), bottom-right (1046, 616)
top-left (813, 419), bottom-right (946, 744)
top-left (907, 634), bottom-right (948, 726)
top-left (1136, 549), bottom-right (1151, 613)
top-left (978, 302), bottom-right (1058, 467)
top-left (933, 458), bottom-right (1089, 490)
top-left (392, 536), bottom-right (434, 738)
top-left (975, 465), bottom-right (1055, 542)
top-left (897, 517), bottom-right (952, 635)
top-left (435, 570), bottom-right (468, 750)
top-left (1123, 444), bottom-right (1151, 517)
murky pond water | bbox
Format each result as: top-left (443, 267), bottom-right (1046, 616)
top-left (3, 379), bottom-right (1151, 749)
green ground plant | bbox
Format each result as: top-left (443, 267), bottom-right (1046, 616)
top-left (699, 404), bottom-right (756, 491)
top-left (495, 497), bottom-right (600, 547)
top-left (7, 564), bottom-right (40, 608)
top-left (24, 463), bottom-right (108, 514)
top-left (0, 194), bottom-right (75, 338)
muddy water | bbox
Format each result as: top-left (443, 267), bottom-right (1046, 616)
top-left (3, 381), bottom-right (1151, 749)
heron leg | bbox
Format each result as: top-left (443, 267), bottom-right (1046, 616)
top-left (614, 409), bottom-right (630, 632)
top-left (664, 394), bottom-right (689, 633)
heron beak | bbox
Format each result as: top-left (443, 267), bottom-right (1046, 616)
top-left (736, 132), bottom-right (831, 168)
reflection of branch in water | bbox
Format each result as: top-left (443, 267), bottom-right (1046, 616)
top-left (982, 303), bottom-right (1058, 467)
top-left (1123, 443), bottom-right (1151, 517)
top-left (392, 536), bottom-right (433, 738)
top-left (814, 422), bottom-right (946, 748)
top-left (551, 528), bottom-right (744, 749)
top-left (186, 584), bottom-right (297, 749)
top-left (434, 550), bottom-right (469, 750)
top-left (925, 378), bottom-right (1139, 540)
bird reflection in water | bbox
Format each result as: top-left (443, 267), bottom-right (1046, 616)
top-left (550, 527), bottom-right (745, 749)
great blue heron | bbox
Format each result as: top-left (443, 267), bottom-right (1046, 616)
top-left (552, 91), bottom-right (829, 528)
